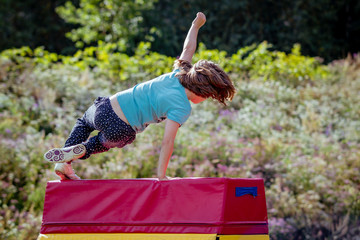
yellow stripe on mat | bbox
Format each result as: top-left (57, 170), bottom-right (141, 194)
top-left (217, 235), bottom-right (270, 240)
top-left (37, 233), bottom-right (217, 240)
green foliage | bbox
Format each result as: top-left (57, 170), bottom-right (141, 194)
top-left (1, 44), bottom-right (360, 239)
top-left (193, 42), bottom-right (330, 87)
top-left (1, 0), bottom-right (359, 61)
top-left (56, 0), bottom-right (157, 50)
top-left (227, 42), bottom-right (330, 86)
top-left (143, 0), bottom-right (360, 61)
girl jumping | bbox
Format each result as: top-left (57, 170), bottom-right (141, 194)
top-left (44, 12), bottom-right (236, 180)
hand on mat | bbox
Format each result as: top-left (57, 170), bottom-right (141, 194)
top-left (158, 176), bottom-right (181, 181)
top-left (158, 175), bottom-right (170, 180)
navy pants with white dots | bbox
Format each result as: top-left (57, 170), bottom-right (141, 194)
top-left (64, 97), bottom-right (136, 159)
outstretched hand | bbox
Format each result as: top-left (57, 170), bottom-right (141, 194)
top-left (158, 176), bottom-right (181, 181)
top-left (158, 176), bottom-right (169, 180)
top-left (192, 12), bottom-right (206, 29)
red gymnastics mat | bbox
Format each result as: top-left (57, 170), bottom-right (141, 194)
top-left (40, 178), bottom-right (268, 235)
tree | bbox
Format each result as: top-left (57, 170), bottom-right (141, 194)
top-left (56, 0), bottom-right (157, 51)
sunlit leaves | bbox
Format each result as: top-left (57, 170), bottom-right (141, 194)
top-left (56, 0), bottom-right (157, 49)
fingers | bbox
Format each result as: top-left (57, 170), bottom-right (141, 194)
top-left (196, 12), bottom-right (206, 21)
top-left (158, 176), bottom-right (169, 180)
top-left (192, 12), bottom-right (206, 28)
top-left (158, 176), bottom-right (183, 181)
top-left (197, 12), bottom-right (205, 18)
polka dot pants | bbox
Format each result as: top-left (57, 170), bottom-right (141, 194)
top-left (64, 97), bottom-right (136, 159)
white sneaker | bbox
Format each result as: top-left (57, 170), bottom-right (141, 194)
top-left (54, 162), bottom-right (81, 180)
top-left (44, 144), bottom-right (86, 163)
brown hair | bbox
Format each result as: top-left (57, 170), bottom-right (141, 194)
top-left (173, 59), bottom-right (236, 105)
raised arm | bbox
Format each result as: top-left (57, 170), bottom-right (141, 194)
top-left (179, 12), bottom-right (206, 63)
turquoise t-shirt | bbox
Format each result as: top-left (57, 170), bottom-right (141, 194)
top-left (116, 70), bottom-right (192, 133)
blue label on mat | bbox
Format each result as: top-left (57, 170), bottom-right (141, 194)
top-left (235, 187), bottom-right (258, 197)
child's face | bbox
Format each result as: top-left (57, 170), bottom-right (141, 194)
top-left (191, 95), bottom-right (207, 104)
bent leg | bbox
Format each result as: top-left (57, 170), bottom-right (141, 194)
top-left (72, 97), bottom-right (136, 159)
top-left (81, 132), bottom-right (110, 159)
top-left (81, 120), bottom-right (136, 159)
top-left (64, 117), bottom-right (94, 148)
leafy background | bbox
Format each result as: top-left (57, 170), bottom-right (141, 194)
top-left (0, 0), bottom-right (360, 239)
top-left (1, 0), bottom-right (359, 61)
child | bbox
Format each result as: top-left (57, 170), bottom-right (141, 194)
top-left (44, 12), bottom-right (236, 180)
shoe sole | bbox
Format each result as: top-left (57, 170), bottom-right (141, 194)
top-left (44, 144), bottom-right (86, 163)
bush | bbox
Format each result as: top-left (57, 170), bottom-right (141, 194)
top-left (1, 44), bottom-right (359, 239)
